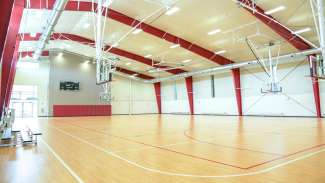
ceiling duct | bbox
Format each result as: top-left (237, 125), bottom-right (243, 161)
top-left (33, 0), bottom-right (68, 60)
top-left (144, 48), bottom-right (321, 83)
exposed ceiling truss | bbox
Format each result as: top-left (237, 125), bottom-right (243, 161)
top-left (18, 49), bottom-right (155, 80)
top-left (20, 32), bottom-right (185, 75)
top-left (27, 0), bottom-right (235, 66)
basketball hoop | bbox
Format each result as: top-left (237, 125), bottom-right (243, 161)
top-left (246, 39), bottom-right (283, 94)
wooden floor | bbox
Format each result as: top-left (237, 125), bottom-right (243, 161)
top-left (1, 115), bottom-right (325, 183)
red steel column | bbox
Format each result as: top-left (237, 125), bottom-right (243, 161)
top-left (153, 82), bottom-right (162, 114)
top-left (0, 0), bottom-right (25, 116)
top-left (185, 77), bottom-right (194, 115)
top-left (309, 56), bottom-right (322, 118)
top-left (0, 0), bottom-right (15, 59)
top-left (231, 69), bottom-right (243, 116)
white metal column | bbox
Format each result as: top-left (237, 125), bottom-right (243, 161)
top-left (316, 0), bottom-right (325, 70)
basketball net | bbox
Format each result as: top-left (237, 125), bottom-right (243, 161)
top-left (93, 0), bottom-right (114, 103)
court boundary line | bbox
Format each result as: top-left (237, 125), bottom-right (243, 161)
top-left (183, 129), bottom-right (325, 169)
top-left (65, 122), bottom-right (249, 169)
top-left (183, 130), bottom-right (283, 156)
top-left (40, 138), bottom-right (85, 183)
top-left (48, 124), bottom-right (325, 178)
top-left (60, 121), bottom-right (325, 170)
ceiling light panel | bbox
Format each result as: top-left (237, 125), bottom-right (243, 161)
top-left (265, 6), bottom-right (286, 15)
top-left (208, 29), bottom-right (221, 35)
top-left (170, 44), bottom-right (180, 49)
top-left (132, 28), bottom-right (143, 34)
top-left (293, 27), bottom-right (311, 34)
top-left (215, 50), bottom-right (226, 55)
top-left (165, 6), bottom-right (180, 15)
top-left (182, 59), bottom-right (192, 63)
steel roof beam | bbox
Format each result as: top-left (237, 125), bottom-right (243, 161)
top-left (20, 33), bottom-right (185, 75)
top-left (28, 0), bottom-right (234, 65)
top-left (18, 50), bottom-right (154, 80)
top-left (238, 0), bottom-right (312, 50)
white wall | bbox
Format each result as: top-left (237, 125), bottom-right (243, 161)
top-left (14, 60), bottom-right (50, 116)
top-left (160, 63), bottom-right (325, 117)
top-left (49, 52), bottom-right (158, 115)
top-left (241, 64), bottom-right (317, 116)
top-left (48, 52), bottom-right (104, 115)
top-left (14, 52), bottom-right (158, 116)
top-left (13, 51), bottom-right (324, 117)
top-left (161, 79), bottom-right (190, 114)
top-left (112, 76), bottom-right (157, 114)
top-left (194, 73), bottom-right (238, 115)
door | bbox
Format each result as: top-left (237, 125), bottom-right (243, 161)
top-left (9, 85), bottom-right (38, 118)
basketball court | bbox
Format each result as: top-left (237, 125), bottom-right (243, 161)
top-left (1, 0), bottom-right (325, 182)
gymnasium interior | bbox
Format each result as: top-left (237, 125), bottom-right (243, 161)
top-left (1, 0), bottom-right (325, 182)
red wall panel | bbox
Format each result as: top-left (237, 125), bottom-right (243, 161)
top-left (53, 105), bottom-right (112, 117)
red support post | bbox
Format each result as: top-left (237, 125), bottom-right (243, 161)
top-left (231, 69), bottom-right (243, 116)
top-left (0, 0), bottom-right (15, 59)
top-left (185, 77), bottom-right (194, 115)
top-left (153, 82), bottom-right (162, 114)
top-left (309, 56), bottom-right (322, 118)
top-left (0, 0), bottom-right (25, 116)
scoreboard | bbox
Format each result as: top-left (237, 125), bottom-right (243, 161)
top-left (60, 81), bottom-right (80, 91)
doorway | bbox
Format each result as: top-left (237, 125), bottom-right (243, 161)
top-left (9, 85), bottom-right (38, 118)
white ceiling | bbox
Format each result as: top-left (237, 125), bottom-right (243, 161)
top-left (18, 0), bottom-right (322, 77)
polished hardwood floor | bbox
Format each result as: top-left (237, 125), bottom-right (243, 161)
top-left (1, 115), bottom-right (325, 183)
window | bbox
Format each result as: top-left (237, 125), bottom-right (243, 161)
top-left (211, 75), bottom-right (215, 98)
top-left (17, 62), bottom-right (39, 69)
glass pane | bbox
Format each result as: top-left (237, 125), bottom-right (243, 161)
top-left (12, 102), bottom-right (23, 118)
top-left (23, 102), bottom-right (33, 118)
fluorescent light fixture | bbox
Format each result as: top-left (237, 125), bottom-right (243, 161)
top-left (30, 33), bottom-right (37, 37)
top-left (170, 44), bottom-right (180, 49)
top-left (125, 62), bottom-right (131, 65)
top-left (83, 23), bottom-right (90, 29)
top-left (148, 69), bottom-right (155, 73)
top-left (208, 29), bottom-right (221, 35)
top-left (17, 62), bottom-right (39, 69)
top-left (132, 28), bottom-right (142, 34)
top-left (215, 50), bottom-right (227, 55)
top-left (103, 0), bottom-right (113, 7)
top-left (144, 54), bottom-right (152, 58)
top-left (182, 59), bottom-right (192, 63)
top-left (265, 6), bottom-right (286, 15)
top-left (65, 44), bottom-right (71, 48)
top-left (293, 27), bottom-right (311, 35)
top-left (165, 6), bottom-right (180, 15)
top-left (130, 73), bottom-right (138, 78)
top-left (111, 43), bottom-right (118, 47)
